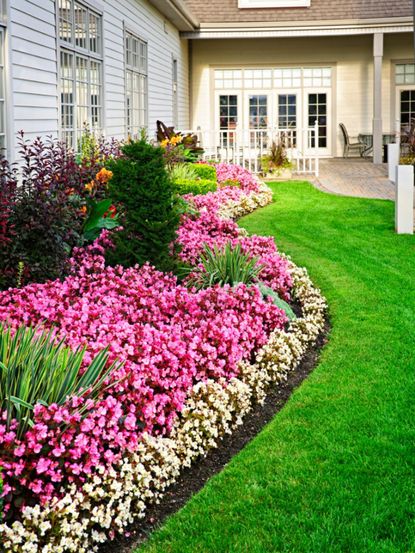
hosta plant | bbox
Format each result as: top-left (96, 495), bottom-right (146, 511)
top-left (0, 323), bottom-right (122, 438)
top-left (187, 242), bottom-right (264, 290)
top-left (256, 282), bottom-right (296, 321)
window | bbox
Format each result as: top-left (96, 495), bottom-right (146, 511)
top-left (278, 94), bottom-right (297, 146)
top-left (308, 93), bottom-right (327, 148)
top-left (214, 70), bottom-right (242, 90)
top-left (244, 69), bottom-right (272, 89)
top-left (249, 94), bottom-right (268, 147)
top-left (274, 68), bottom-right (301, 89)
top-left (0, 1), bottom-right (6, 153)
top-left (58, 0), bottom-right (103, 148)
top-left (172, 58), bottom-right (178, 128)
top-left (400, 90), bottom-right (415, 131)
top-left (396, 64), bottom-right (415, 85)
top-left (303, 67), bottom-right (331, 87)
top-left (238, 0), bottom-right (310, 7)
top-left (219, 94), bottom-right (238, 147)
top-left (125, 30), bottom-right (147, 137)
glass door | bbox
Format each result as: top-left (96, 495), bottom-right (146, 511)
top-left (216, 92), bottom-right (240, 148)
top-left (277, 92), bottom-right (298, 150)
top-left (304, 90), bottom-right (331, 156)
top-left (397, 87), bottom-right (415, 133)
top-left (247, 93), bottom-right (269, 149)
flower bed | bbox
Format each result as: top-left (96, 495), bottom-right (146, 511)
top-left (0, 164), bottom-right (326, 552)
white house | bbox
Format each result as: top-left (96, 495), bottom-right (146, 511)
top-left (0, 0), bottom-right (413, 167)
top-left (0, 0), bottom-right (197, 161)
top-left (183, 0), bottom-right (414, 165)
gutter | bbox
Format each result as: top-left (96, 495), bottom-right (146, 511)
top-left (148, 0), bottom-right (199, 32)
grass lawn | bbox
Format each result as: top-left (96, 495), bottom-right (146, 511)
top-left (137, 181), bottom-right (415, 553)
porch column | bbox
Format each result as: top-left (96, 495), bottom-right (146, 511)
top-left (372, 33), bottom-right (383, 164)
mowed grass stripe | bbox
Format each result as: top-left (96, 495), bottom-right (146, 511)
top-left (137, 181), bottom-right (415, 553)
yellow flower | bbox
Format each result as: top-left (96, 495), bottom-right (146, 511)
top-left (160, 138), bottom-right (169, 148)
top-left (170, 135), bottom-right (183, 146)
top-left (85, 181), bottom-right (95, 193)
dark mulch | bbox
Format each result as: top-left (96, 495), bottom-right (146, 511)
top-left (100, 319), bottom-right (330, 553)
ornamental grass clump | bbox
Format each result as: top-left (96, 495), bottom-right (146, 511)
top-left (187, 242), bottom-right (264, 290)
top-left (107, 138), bottom-right (180, 272)
top-left (0, 323), bottom-right (122, 439)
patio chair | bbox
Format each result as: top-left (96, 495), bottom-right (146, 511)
top-left (339, 123), bottom-right (366, 158)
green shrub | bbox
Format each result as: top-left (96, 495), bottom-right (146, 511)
top-left (107, 139), bottom-right (180, 272)
top-left (220, 178), bottom-right (240, 188)
top-left (174, 178), bottom-right (217, 196)
top-left (169, 163), bottom-right (198, 182)
top-left (190, 163), bottom-right (217, 181)
top-left (256, 282), bottom-right (296, 320)
top-left (0, 323), bottom-right (122, 438)
top-left (187, 242), bottom-right (263, 290)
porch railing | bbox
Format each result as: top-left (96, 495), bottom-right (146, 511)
top-left (180, 121), bottom-right (320, 177)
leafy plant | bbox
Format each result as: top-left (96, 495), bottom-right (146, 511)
top-left (187, 242), bottom-right (264, 290)
top-left (260, 140), bottom-right (292, 175)
top-left (82, 199), bottom-right (119, 242)
top-left (256, 282), bottom-right (296, 321)
top-left (169, 163), bottom-right (198, 182)
top-left (0, 323), bottom-right (122, 438)
top-left (190, 163), bottom-right (217, 181)
top-left (174, 178), bottom-right (217, 196)
top-left (107, 138), bottom-right (181, 272)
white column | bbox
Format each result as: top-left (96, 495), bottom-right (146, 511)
top-left (387, 143), bottom-right (400, 182)
top-left (395, 165), bottom-right (414, 234)
top-left (372, 33), bottom-right (383, 165)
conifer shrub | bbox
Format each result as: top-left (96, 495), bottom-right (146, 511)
top-left (107, 139), bottom-right (180, 272)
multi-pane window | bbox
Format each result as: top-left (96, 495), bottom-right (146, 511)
top-left (219, 94), bottom-right (238, 147)
top-left (244, 69), bottom-right (272, 89)
top-left (58, 0), bottom-right (103, 148)
top-left (125, 31), bottom-right (147, 137)
top-left (400, 90), bottom-right (415, 131)
top-left (308, 93), bottom-right (327, 148)
top-left (396, 64), bottom-right (415, 85)
top-left (303, 67), bottom-right (331, 88)
top-left (274, 68), bottom-right (301, 88)
top-left (278, 94), bottom-right (297, 146)
top-left (249, 95), bottom-right (268, 147)
top-left (214, 70), bottom-right (242, 90)
top-left (0, 2), bottom-right (6, 153)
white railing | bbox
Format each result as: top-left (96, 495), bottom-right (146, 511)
top-left (180, 121), bottom-right (320, 177)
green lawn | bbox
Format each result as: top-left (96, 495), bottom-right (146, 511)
top-left (137, 182), bottom-right (415, 553)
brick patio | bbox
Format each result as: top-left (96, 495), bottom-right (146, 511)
top-left (308, 158), bottom-right (394, 200)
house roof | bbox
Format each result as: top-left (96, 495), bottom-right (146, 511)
top-left (148, 0), bottom-right (199, 31)
top-left (182, 0), bottom-right (412, 25)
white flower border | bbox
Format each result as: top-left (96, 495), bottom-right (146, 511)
top-left (1, 185), bottom-right (327, 553)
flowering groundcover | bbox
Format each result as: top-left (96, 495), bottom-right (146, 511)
top-left (0, 164), bottom-right (326, 552)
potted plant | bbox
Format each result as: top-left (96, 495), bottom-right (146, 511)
top-left (260, 140), bottom-right (293, 180)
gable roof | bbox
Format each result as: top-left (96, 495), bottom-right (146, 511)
top-left (182, 0), bottom-right (412, 25)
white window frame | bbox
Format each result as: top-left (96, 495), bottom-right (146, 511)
top-left (0, 0), bottom-right (7, 155)
top-left (238, 0), bottom-right (310, 8)
top-left (57, 0), bottom-right (104, 148)
top-left (124, 29), bottom-right (148, 138)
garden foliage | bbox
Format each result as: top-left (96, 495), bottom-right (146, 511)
top-left (174, 177), bottom-right (217, 196)
top-left (191, 163), bottom-right (217, 181)
top-left (107, 139), bottom-right (180, 272)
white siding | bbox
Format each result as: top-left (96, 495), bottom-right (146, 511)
top-left (6, 0), bottom-right (189, 159)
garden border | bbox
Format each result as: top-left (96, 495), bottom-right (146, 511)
top-left (1, 185), bottom-right (327, 553)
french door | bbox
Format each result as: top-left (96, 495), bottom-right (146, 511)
top-left (304, 90), bottom-right (331, 156)
top-left (396, 85), bottom-right (415, 134)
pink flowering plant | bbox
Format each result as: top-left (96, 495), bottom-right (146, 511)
top-left (0, 163), bottom-right (294, 531)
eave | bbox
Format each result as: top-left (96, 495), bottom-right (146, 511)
top-left (148, 0), bottom-right (199, 32)
top-left (181, 16), bottom-right (412, 38)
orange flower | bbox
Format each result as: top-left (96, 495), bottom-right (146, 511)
top-left (79, 205), bottom-right (87, 216)
top-left (85, 181), bottom-right (95, 193)
top-left (95, 168), bottom-right (113, 184)
top-left (65, 187), bottom-right (75, 195)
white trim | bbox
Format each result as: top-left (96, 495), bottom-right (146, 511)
top-left (182, 23), bottom-right (412, 39)
top-left (238, 0), bottom-right (310, 8)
